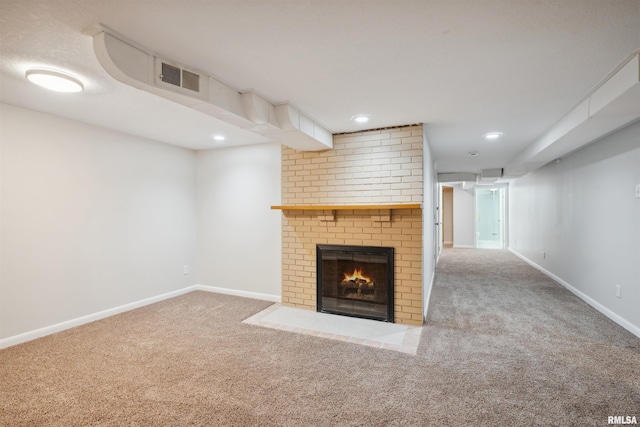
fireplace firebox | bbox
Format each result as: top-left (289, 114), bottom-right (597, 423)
top-left (316, 244), bottom-right (394, 322)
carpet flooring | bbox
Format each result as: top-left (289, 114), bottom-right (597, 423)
top-left (1, 249), bottom-right (638, 426)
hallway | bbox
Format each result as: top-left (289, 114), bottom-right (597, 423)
top-left (422, 248), bottom-right (640, 424)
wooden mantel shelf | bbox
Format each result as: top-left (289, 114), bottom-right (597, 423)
top-left (271, 204), bottom-right (421, 211)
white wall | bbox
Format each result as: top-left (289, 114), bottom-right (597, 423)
top-left (453, 185), bottom-right (475, 248)
top-left (196, 143), bottom-right (281, 298)
top-left (0, 105), bottom-right (3, 339)
top-left (509, 120), bottom-right (640, 335)
top-left (0, 104), bottom-right (198, 339)
top-left (422, 131), bottom-right (437, 318)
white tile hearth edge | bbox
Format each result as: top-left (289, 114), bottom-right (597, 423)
top-left (243, 303), bottom-right (422, 355)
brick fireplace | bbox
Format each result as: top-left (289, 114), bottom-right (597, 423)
top-left (275, 125), bottom-right (424, 326)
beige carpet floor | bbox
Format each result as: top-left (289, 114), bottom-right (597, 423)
top-left (1, 249), bottom-right (638, 426)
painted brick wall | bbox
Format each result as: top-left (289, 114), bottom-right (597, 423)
top-left (280, 125), bottom-right (424, 325)
top-left (282, 126), bottom-right (423, 205)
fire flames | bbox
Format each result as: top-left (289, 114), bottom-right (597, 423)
top-left (342, 268), bottom-right (374, 286)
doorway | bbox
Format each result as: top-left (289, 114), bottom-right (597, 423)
top-left (475, 187), bottom-right (505, 249)
top-left (441, 186), bottom-right (454, 248)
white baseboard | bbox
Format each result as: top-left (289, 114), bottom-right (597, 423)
top-left (193, 284), bottom-right (281, 303)
top-left (0, 287), bottom-right (197, 349)
top-left (453, 245), bottom-right (474, 249)
top-left (508, 248), bottom-right (640, 338)
top-left (443, 240), bottom-right (453, 245)
top-left (422, 269), bottom-right (436, 321)
top-left (0, 285), bottom-right (280, 350)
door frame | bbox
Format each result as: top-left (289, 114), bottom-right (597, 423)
top-left (474, 184), bottom-right (509, 249)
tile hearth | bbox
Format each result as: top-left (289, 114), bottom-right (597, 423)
top-left (243, 303), bottom-right (422, 355)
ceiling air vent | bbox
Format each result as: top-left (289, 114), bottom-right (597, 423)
top-left (158, 60), bottom-right (202, 94)
top-left (160, 62), bottom-right (181, 87)
top-left (181, 69), bottom-right (199, 92)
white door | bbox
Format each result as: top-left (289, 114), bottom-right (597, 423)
top-left (475, 187), bottom-right (505, 249)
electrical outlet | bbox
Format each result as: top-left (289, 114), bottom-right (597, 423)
top-left (183, 265), bottom-right (189, 275)
top-left (543, 251), bottom-right (546, 259)
top-left (636, 184), bottom-right (640, 198)
top-left (616, 284), bottom-right (621, 298)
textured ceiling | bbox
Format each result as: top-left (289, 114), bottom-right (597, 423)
top-left (1, 0), bottom-right (639, 174)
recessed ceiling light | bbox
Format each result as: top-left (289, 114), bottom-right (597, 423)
top-left (351, 114), bottom-right (372, 124)
top-left (468, 151), bottom-right (479, 157)
top-left (483, 132), bottom-right (503, 140)
top-left (25, 69), bottom-right (84, 93)
top-left (212, 134), bottom-right (226, 142)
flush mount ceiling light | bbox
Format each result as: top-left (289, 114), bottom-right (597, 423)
top-left (211, 134), bottom-right (226, 142)
top-left (468, 151), bottom-right (479, 157)
top-left (351, 114), bottom-right (372, 124)
top-left (482, 132), bottom-right (503, 140)
top-left (25, 69), bottom-right (84, 93)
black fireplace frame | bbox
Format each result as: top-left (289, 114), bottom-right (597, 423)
top-left (316, 244), bottom-right (394, 322)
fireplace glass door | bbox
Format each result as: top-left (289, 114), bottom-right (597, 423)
top-left (316, 244), bottom-right (394, 322)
